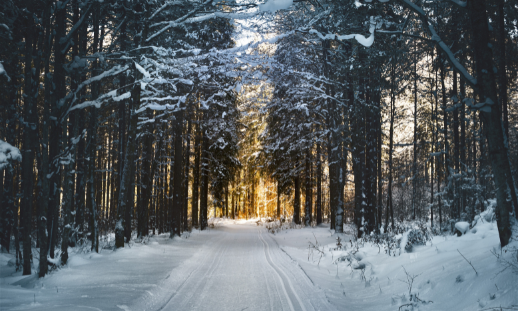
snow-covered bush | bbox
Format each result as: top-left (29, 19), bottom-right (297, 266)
top-left (403, 227), bottom-right (432, 252)
top-left (360, 222), bottom-right (433, 255)
top-left (361, 232), bottom-right (400, 256)
top-left (266, 219), bottom-right (292, 234)
top-left (0, 139), bottom-right (21, 170)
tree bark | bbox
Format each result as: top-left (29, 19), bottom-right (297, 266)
top-left (192, 109), bottom-right (201, 228)
top-left (116, 80), bottom-right (140, 248)
top-left (170, 98), bottom-right (185, 238)
top-left (183, 113), bottom-right (192, 230)
top-left (293, 175), bottom-right (301, 225)
top-left (20, 12), bottom-right (36, 275)
top-left (200, 125), bottom-right (209, 230)
top-left (316, 142), bottom-right (322, 224)
top-left (277, 181), bottom-right (281, 219)
top-left (469, 0), bottom-right (513, 246)
top-left (304, 146), bottom-right (311, 226)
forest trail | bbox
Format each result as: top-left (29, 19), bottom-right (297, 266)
top-left (155, 223), bottom-right (336, 311)
top-left (0, 221), bottom-right (337, 311)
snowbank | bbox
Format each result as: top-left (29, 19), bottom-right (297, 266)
top-left (270, 220), bottom-right (518, 311)
top-left (0, 231), bottom-right (213, 310)
top-left (455, 221), bottom-right (470, 235)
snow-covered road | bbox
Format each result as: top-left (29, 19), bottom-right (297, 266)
top-left (138, 223), bottom-right (335, 311)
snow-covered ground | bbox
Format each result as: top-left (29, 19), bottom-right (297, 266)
top-left (1, 218), bottom-right (517, 311)
top-left (0, 231), bottom-right (208, 311)
top-left (270, 220), bottom-right (518, 311)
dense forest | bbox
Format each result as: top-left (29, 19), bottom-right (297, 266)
top-left (1, 0), bottom-right (517, 281)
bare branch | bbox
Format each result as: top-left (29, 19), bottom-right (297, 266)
top-left (457, 249), bottom-right (479, 275)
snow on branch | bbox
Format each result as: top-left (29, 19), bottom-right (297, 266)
top-left (0, 139), bottom-right (22, 170)
top-left (66, 65), bottom-right (130, 115)
top-left (147, 0), bottom-right (213, 42)
top-left (147, 0), bottom-right (295, 42)
top-left (136, 95), bottom-right (187, 113)
top-left (149, 10), bottom-right (262, 42)
top-left (308, 16), bottom-right (377, 47)
top-left (0, 62), bottom-right (11, 82)
top-left (427, 24), bottom-right (476, 86)
top-left (206, 31), bottom-right (295, 57)
top-left (355, 0), bottom-right (476, 86)
top-left (149, 0), bottom-right (183, 20)
top-left (67, 89), bottom-right (131, 113)
top-left (393, 0), bottom-right (477, 86)
top-left (135, 62), bottom-right (151, 78)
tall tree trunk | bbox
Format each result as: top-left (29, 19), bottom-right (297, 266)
top-left (138, 110), bottom-right (155, 238)
top-left (251, 169), bottom-right (256, 218)
top-left (364, 75), bottom-right (376, 234)
top-left (376, 92), bottom-right (383, 229)
top-left (469, 0), bottom-right (513, 245)
top-left (497, 28), bottom-right (518, 211)
top-left (20, 13), bottom-right (36, 275)
top-left (316, 142), bottom-right (322, 224)
top-left (453, 72), bottom-right (460, 219)
top-left (460, 74), bottom-right (466, 214)
top-left (192, 109), bottom-right (201, 228)
top-left (385, 59), bottom-right (396, 233)
top-left (170, 98), bottom-right (185, 238)
top-left (37, 1), bottom-right (52, 276)
top-left (277, 181), bottom-right (281, 219)
top-left (412, 42), bottom-right (418, 220)
top-left (323, 40), bottom-right (336, 231)
top-left (60, 117), bottom-right (75, 265)
top-left (0, 43), bottom-right (19, 253)
top-left (293, 174), bottom-right (301, 225)
top-left (200, 125), bottom-right (209, 230)
top-left (225, 184), bottom-right (229, 218)
top-left (430, 50), bottom-right (436, 229)
top-left (436, 60), bottom-right (442, 231)
top-left (497, 0), bottom-right (508, 140)
top-left (116, 80), bottom-right (140, 248)
top-left (183, 114), bottom-right (191, 230)
top-left (440, 62), bottom-right (451, 215)
top-left (352, 78), bottom-right (364, 236)
top-left (47, 0), bottom-right (66, 260)
top-left (117, 12), bottom-right (127, 216)
top-left (305, 146), bottom-right (311, 226)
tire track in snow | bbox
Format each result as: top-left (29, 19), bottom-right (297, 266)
top-left (258, 248), bottom-right (276, 311)
top-left (159, 233), bottom-right (229, 311)
top-left (258, 229), bottom-right (307, 311)
top-left (188, 233), bottom-right (233, 310)
top-left (262, 230), bottom-right (337, 311)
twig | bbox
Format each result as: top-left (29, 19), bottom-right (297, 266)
top-left (399, 266), bottom-right (421, 296)
top-left (399, 303), bottom-right (414, 311)
top-left (457, 249), bottom-right (478, 275)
